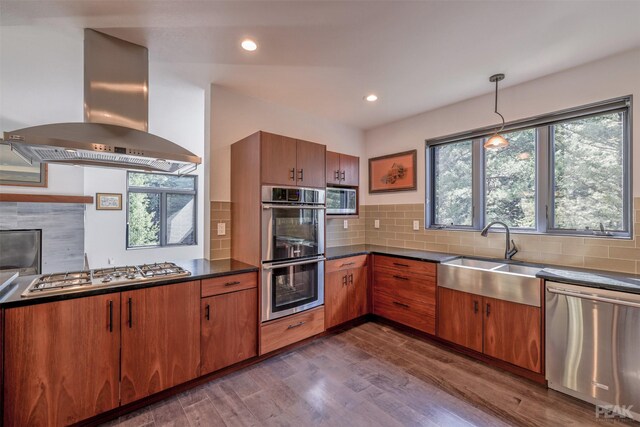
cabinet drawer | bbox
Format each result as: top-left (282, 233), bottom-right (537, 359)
top-left (373, 292), bottom-right (435, 335)
top-left (373, 270), bottom-right (435, 304)
top-left (260, 307), bottom-right (325, 354)
top-left (374, 255), bottom-right (436, 278)
top-left (326, 255), bottom-right (368, 273)
top-left (202, 272), bottom-right (257, 297)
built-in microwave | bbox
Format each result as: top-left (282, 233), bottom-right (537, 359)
top-left (326, 187), bottom-right (357, 215)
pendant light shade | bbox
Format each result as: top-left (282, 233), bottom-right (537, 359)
top-left (484, 73), bottom-right (508, 150)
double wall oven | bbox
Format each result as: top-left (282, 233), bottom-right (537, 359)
top-left (261, 186), bottom-right (325, 322)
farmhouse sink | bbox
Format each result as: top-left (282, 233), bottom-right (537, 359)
top-left (438, 257), bottom-right (542, 306)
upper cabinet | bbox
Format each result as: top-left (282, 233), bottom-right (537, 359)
top-left (326, 151), bottom-right (359, 187)
top-left (260, 132), bottom-right (326, 188)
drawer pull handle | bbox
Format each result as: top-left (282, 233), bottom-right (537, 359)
top-left (334, 170), bottom-right (340, 181)
top-left (289, 168), bottom-right (295, 181)
top-left (349, 273), bottom-right (354, 285)
top-left (108, 300), bottom-right (113, 333)
top-left (486, 303), bottom-right (491, 316)
top-left (127, 297), bottom-right (133, 328)
top-left (392, 275), bottom-right (409, 281)
top-left (342, 275), bottom-right (348, 286)
top-left (224, 281), bottom-right (241, 287)
top-left (205, 304), bottom-right (211, 321)
top-left (393, 262), bottom-right (409, 267)
top-left (287, 321), bottom-right (306, 330)
top-left (341, 262), bottom-right (355, 267)
top-left (341, 170), bottom-right (346, 181)
top-left (473, 300), bottom-right (479, 314)
top-left (393, 301), bottom-right (410, 309)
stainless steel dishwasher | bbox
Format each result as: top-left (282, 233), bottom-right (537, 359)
top-left (546, 281), bottom-right (640, 420)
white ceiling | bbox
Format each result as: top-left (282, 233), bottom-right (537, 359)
top-left (3, 1), bottom-right (640, 130)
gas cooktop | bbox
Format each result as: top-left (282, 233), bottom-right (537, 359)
top-left (22, 262), bottom-right (190, 298)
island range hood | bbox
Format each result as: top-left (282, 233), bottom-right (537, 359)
top-left (3, 29), bottom-right (201, 174)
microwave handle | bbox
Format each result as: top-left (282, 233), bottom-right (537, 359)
top-left (263, 257), bottom-right (326, 269)
top-left (262, 204), bottom-right (326, 210)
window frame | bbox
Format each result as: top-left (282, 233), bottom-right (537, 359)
top-left (425, 96), bottom-right (633, 238)
top-left (126, 171), bottom-right (198, 249)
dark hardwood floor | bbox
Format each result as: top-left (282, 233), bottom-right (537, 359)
top-left (102, 321), bottom-right (607, 427)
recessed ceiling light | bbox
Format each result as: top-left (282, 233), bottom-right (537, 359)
top-left (241, 39), bottom-right (257, 51)
top-left (364, 94), bottom-right (378, 102)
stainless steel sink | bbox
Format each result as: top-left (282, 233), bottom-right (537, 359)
top-left (438, 257), bottom-right (542, 306)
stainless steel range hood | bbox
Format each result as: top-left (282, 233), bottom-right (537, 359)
top-left (3, 29), bottom-right (201, 174)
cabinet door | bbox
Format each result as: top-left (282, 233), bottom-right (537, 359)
top-left (4, 295), bottom-right (120, 427)
top-left (121, 281), bottom-right (200, 404)
top-left (296, 139), bottom-right (326, 188)
top-left (348, 265), bottom-right (368, 320)
top-left (326, 151), bottom-right (341, 185)
top-left (261, 132), bottom-right (297, 186)
top-left (201, 289), bottom-right (258, 374)
top-left (340, 153), bottom-right (359, 186)
top-left (325, 269), bottom-right (349, 328)
top-left (483, 297), bottom-right (542, 372)
top-left (437, 287), bottom-right (483, 353)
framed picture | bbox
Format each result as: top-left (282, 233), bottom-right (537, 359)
top-left (96, 193), bottom-right (122, 210)
top-left (368, 149), bottom-right (417, 193)
top-left (0, 143), bottom-right (48, 187)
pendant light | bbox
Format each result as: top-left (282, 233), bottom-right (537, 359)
top-left (484, 73), bottom-right (509, 149)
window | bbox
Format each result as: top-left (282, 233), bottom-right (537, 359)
top-left (127, 172), bottom-right (197, 248)
top-left (426, 97), bottom-right (631, 237)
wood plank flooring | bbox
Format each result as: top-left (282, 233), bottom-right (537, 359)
top-left (102, 321), bottom-right (610, 427)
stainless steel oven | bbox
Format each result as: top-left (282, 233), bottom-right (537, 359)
top-left (261, 186), bottom-right (325, 262)
top-left (262, 256), bottom-right (324, 322)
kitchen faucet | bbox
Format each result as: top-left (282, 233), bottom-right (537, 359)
top-left (480, 221), bottom-right (518, 260)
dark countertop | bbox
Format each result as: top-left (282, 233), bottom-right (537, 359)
top-left (0, 258), bottom-right (258, 309)
top-left (537, 267), bottom-right (640, 295)
top-left (326, 244), bottom-right (459, 263)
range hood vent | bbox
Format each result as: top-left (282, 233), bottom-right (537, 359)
top-left (3, 29), bottom-right (201, 173)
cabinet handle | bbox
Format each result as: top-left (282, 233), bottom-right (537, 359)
top-left (127, 297), bottom-right (133, 328)
top-left (224, 281), bottom-right (241, 287)
top-left (334, 170), bottom-right (340, 181)
top-left (341, 170), bottom-right (345, 181)
top-left (392, 275), bottom-right (409, 281)
top-left (486, 303), bottom-right (491, 317)
top-left (349, 273), bottom-right (354, 285)
top-left (473, 300), bottom-right (479, 314)
top-left (342, 275), bottom-right (347, 286)
top-left (393, 301), bottom-right (410, 309)
top-left (340, 262), bottom-right (355, 267)
top-left (298, 169), bottom-right (304, 181)
top-left (108, 300), bottom-right (113, 332)
top-left (393, 262), bottom-right (409, 267)
top-left (287, 321), bottom-right (306, 330)
top-left (205, 304), bottom-right (210, 321)
top-left (289, 168), bottom-right (295, 181)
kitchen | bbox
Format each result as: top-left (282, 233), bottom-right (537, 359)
top-left (1, 1), bottom-right (640, 426)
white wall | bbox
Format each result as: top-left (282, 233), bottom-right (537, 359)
top-left (210, 85), bottom-right (365, 202)
top-left (364, 47), bottom-right (640, 205)
top-left (1, 25), bottom-right (208, 267)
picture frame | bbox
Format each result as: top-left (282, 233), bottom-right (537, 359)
top-left (0, 143), bottom-right (48, 187)
top-left (96, 193), bottom-right (122, 210)
top-left (368, 149), bottom-right (417, 193)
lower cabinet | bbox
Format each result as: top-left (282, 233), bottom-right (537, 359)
top-left (201, 288), bottom-right (258, 374)
top-left (260, 306), bottom-right (325, 354)
top-left (437, 287), bottom-right (542, 373)
top-left (4, 294), bottom-right (121, 426)
top-left (325, 255), bottom-right (368, 328)
top-left (120, 281), bottom-right (200, 405)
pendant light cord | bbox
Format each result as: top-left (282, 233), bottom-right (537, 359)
top-left (494, 78), bottom-right (505, 133)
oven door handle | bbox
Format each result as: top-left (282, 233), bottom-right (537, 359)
top-left (547, 286), bottom-right (640, 309)
top-left (262, 204), bottom-right (326, 210)
top-left (263, 257), bottom-right (325, 269)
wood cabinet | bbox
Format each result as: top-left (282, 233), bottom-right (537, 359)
top-left (372, 255), bottom-right (436, 335)
top-left (437, 287), bottom-right (483, 352)
top-left (4, 295), bottom-right (120, 426)
top-left (260, 306), bottom-right (325, 354)
top-left (260, 131), bottom-right (326, 188)
top-left (201, 288), bottom-right (257, 374)
top-left (437, 288), bottom-right (542, 373)
top-left (326, 151), bottom-right (359, 186)
top-left (120, 281), bottom-right (200, 404)
top-left (325, 255), bottom-right (369, 328)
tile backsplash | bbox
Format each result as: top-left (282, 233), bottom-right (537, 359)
top-left (210, 201), bottom-right (231, 260)
top-left (363, 201), bottom-right (640, 275)
top-left (327, 212), bottom-right (366, 247)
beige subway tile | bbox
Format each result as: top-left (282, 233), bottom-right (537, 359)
top-left (414, 234), bottom-right (436, 243)
top-left (561, 243), bottom-right (608, 257)
top-left (210, 239), bottom-right (222, 249)
top-left (609, 247), bottom-right (640, 260)
top-left (386, 225), bottom-right (408, 233)
top-left (211, 248), bottom-right (231, 260)
top-left (367, 238), bottom-right (388, 246)
top-left (511, 251), bottom-right (543, 264)
top-left (396, 232), bottom-right (416, 241)
top-left (403, 211), bottom-right (423, 220)
top-left (634, 198), bottom-right (640, 210)
top-left (379, 205), bottom-right (396, 211)
top-left (448, 245), bottom-right (475, 256)
top-left (378, 231), bottom-right (396, 240)
top-left (220, 239), bottom-right (231, 249)
top-left (395, 204), bottom-right (415, 211)
top-left (436, 235), bottom-right (460, 245)
top-left (538, 253), bottom-right (584, 268)
top-left (473, 247), bottom-right (503, 258)
top-left (412, 204), bottom-right (425, 212)
top-left (386, 239), bottom-right (405, 248)
top-left (424, 243), bottom-right (450, 252)
top-left (395, 218), bottom-right (412, 226)
top-left (219, 202), bottom-right (231, 211)
top-left (404, 241), bottom-right (427, 250)
top-left (365, 205), bottom-right (379, 212)
top-left (210, 201), bottom-right (221, 210)
top-left (386, 211), bottom-right (404, 218)
top-left (584, 257), bottom-right (636, 274)
top-left (519, 239), bottom-right (562, 254)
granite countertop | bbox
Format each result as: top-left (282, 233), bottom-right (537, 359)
top-left (326, 244), bottom-right (459, 263)
top-left (536, 267), bottom-right (640, 295)
top-left (0, 258), bottom-right (258, 309)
